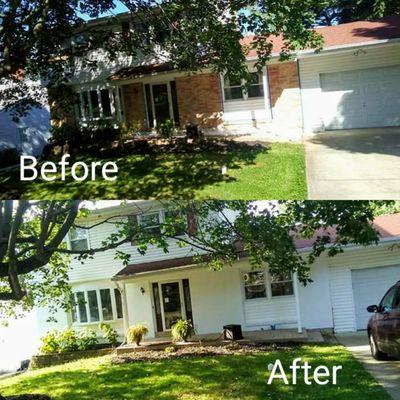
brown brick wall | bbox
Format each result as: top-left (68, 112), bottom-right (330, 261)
top-left (121, 83), bottom-right (147, 129)
top-left (268, 62), bottom-right (300, 108)
top-left (175, 74), bottom-right (223, 128)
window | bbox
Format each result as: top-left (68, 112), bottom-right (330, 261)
top-left (76, 292), bottom-right (88, 323)
top-left (393, 288), bottom-right (400, 310)
top-left (243, 271), bottom-right (267, 299)
top-left (69, 228), bottom-right (88, 251)
top-left (380, 287), bottom-right (397, 311)
top-left (70, 288), bottom-right (123, 324)
top-left (139, 212), bottom-right (162, 236)
top-left (271, 273), bottom-right (294, 297)
top-left (223, 72), bottom-right (264, 101)
top-left (77, 87), bottom-right (122, 123)
top-left (100, 289), bottom-right (114, 321)
top-left (87, 290), bottom-right (100, 322)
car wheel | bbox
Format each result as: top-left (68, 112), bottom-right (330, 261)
top-left (369, 332), bottom-right (387, 360)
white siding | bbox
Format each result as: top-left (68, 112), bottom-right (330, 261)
top-left (243, 296), bottom-right (296, 328)
top-left (299, 42), bottom-right (400, 132)
top-left (68, 217), bottom-right (198, 283)
top-left (327, 242), bottom-right (400, 332)
top-left (223, 98), bottom-right (269, 125)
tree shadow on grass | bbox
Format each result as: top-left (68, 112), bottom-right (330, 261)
top-left (0, 140), bottom-right (268, 200)
top-left (0, 345), bottom-right (389, 400)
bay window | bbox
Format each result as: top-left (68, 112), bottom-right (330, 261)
top-left (70, 288), bottom-right (123, 324)
top-left (223, 71), bottom-right (264, 101)
top-left (76, 86), bottom-right (123, 124)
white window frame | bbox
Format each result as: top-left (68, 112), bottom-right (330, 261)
top-left (270, 272), bottom-right (294, 298)
top-left (137, 209), bottom-right (187, 237)
top-left (76, 85), bottom-right (123, 125)
top-left (242, 268), bottom-right (295, 302)
top-left (71, 288), bottom-right (123, 326)
top-left (68, 227), bottom-right (89, 251)
top-left (222, 71), bottom-right (265, 102)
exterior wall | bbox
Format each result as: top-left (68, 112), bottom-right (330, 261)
top-left (267, 61), bottom-right (303, 139)
top-left (175, 73), bottom-right (223, 128)
top-left (327, 242), bottom-right (400, 333)
top-left (123, 259), bottom-right (333, 339)
top-left (121, 82), bottom-right (147, 129)
top-left (298, 256), bottom-right (333, 330)
top-left (299, 42), bottom-right (400, 132)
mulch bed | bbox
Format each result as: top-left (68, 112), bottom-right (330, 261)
top-left (112, 343), bottom-right (296, 365)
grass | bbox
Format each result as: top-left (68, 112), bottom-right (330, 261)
top-left (0, 345), bottom-right (389, 400)
top-left (0, 142), bottom-right (306, 199)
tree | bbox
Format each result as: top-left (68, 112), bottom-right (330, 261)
top-left (0, 200), bottom-right (392, 320)
top-left (0, 0), bottom-right (324, 117)
top-left (314, 0), bottom-right (400, 26)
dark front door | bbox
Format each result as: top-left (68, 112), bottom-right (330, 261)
top-left (161, 282), bottom-right (182, 329)
top-left (152, 84), bottom-right (171, 125)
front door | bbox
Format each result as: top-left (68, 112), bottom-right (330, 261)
top-left (161, 282), bottom-right (183, 329)
top-left (152, 84), bottom-right (171, 125)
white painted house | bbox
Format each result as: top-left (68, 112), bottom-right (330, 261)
top-left (36, 203), bottom-right (400, 340)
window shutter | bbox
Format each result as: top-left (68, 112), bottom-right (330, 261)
top-left (186, 211), bottom-right (198, 236)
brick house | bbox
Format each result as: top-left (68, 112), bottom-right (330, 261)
top-left (62, 15), bottom-right (400, 141)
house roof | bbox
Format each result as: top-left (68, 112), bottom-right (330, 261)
top-left (246, 15), bottom-right (400, 58)
top-left (113, 213), bottom-right (400, 279)
top-left (108, 15), bottom-right (400, 80)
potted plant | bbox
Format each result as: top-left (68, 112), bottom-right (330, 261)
top-left (126, 324), bottom-right (149, 346)
top-left (171, 319), bottom-right (195, 343)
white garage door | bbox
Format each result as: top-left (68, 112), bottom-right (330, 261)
top-left (320, 65), bottom-right (400, 130)
top-left (351, 265), bottom-right (400, 330)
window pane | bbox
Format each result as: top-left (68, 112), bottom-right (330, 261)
top-left (70, 294), bottom-right (77, 323)
top-left (88, 290), bottom-right (100, 322)
top-left (76, 292), bottom-right (87, 323)
top-left (244, 271), bottom-right (265, 286)
top-left (82, 92), bottom-right (90, 118)
top-left (248, 72), bottom-right (261, 84)
top-left (224, 87), bottom-right (243, 100)
top-left (393, 289), bottom-right (400, 309)
top-left (270, 272), bottom-right (292, 282)
top-left (100, 89), bottom-right (112, 117)
top-left (90, 90), bottom-right (100, 118)
top-left (224, 75), bottom-right (241, 87)
top-left (140, 212), bottom-right (161, 235)
top-left (245, 285), bottom-right (266, 299)
top-left (114, 288), bottom-right (123, 319)
top-left (271, 282), bottom-right (294, 297)
top-left (248, 84), bottom-right (264, 98)
top-left (70, 228), bottom-right (88, 251)
top-left (100, 289), bottom-right (114, 320)
top-left (380, 287), bottom-right (397, 311)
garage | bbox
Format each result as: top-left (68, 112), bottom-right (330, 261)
top-left (351, 265), bottom-right (400, 330)
top-left (320, 65), bottom-right (400, 130)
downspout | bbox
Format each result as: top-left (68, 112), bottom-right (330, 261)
top-left (293, 272), bottom-right (303, 334)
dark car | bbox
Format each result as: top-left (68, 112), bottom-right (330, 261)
top-left (367, 280), bottom-right (400, 360)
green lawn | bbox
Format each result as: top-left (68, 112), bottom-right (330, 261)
top-left (0, 142), bottom-right (306, 199)
top-left (0, 345), bottom-right (389, 400)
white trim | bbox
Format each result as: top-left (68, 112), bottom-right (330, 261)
top-left (293, 273), bottom-right (302, 334)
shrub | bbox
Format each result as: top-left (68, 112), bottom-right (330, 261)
top-left (40, 331), bottom-right (60, 355)
top-left (77, 328), bottom-right (99, 351)
top-left (57, 328), bottom-right (79, 353)
top-left (99, 322), bottom-right (119, 347)
top-left (164, 346), bottom-right (177, 353)
top-left (0, 146), bottom-right (20, 168)
top-left (171, 319), bottom-right (195, 342)
top-left (126, 324), bottom-right (148, 346)
top-left (155, 119), bottom-right (176, 139)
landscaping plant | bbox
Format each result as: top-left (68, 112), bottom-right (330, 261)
top-left (171, 319), bottom-right (195, 343)
top-left (155, 119), bottom-right (176, 140)
top-left (77, 329), bottom-right (99, 351)
top-left (99, 322), bottom-right (119, 347)
top-left (39, 331), bottom-right (60, 355)
top-left (126, 324), bottom-right (149, 346)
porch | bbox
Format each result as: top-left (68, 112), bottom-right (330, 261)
top-left (116, 328), bottom-right (325, 355)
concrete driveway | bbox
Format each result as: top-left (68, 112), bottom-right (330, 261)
top-left (305, 127), bottom-right (400, 199)
top-left (336, 332), bottom-right (400, 400)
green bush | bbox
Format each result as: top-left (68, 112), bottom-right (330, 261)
top-left (0, 146), bottom-right (20, 168)
top-left (78, 328), bottom-right (99, 350)
top-left (155, 119), bottom-right (176, 139)
top-left (126, 324), bottom-right (148, 346)
top-left (99, 322), bottom-right (119, 347)
top-left (171, 319), bottom-right (195, 342)
top-left (57, 328), bottom-right (79, 353)
top-left (40, 331), bottom-right (60, 355)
